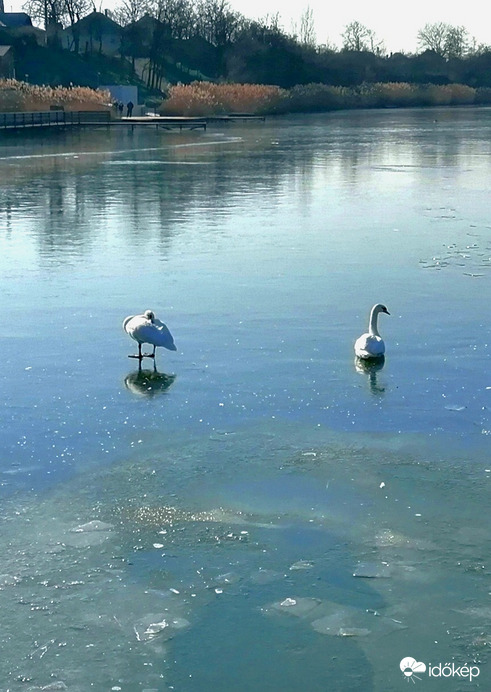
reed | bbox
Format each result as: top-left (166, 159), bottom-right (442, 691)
top-left (0, 79), bottom-right (111, 112)
top-left (2, 77), bottom-right (483, 117)
top-left (160, 81), bottom-right (286, 116)
top-left (159, 80), bottom-right (481, 115)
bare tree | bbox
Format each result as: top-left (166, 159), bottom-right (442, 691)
top-left (23, 0), bottom-right (90, 49)
top-left (467, 39), bottom-right (491, 56)
top-left (444, 25), bottom-right (469, 58)
top-left (23, 0), bottom-right (65, 28)
top-left (149, 0), bottom-right (196, 40)
top-left (195, 0), bottom-right (240, 46)
top-left (417, 22), bottom-right (448, 56)
top-left (418, 22), bottom-right (472, 58)
top-left (342, 21), bottom-right (383, 53)
top-left (63, 0), bottom-right (91, 50)
top-left (342, 21), bottom-right (367, 51)
top-left (299, 6), bottom-right (316, 47)
top-left (112, 0), bottom-right (149, 27)
top-left (263, 12), bottom-right (282, 33)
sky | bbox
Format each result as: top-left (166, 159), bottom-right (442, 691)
top-left (230, 0), bottom-right (490, 53)
top-left (6, 0), bottom-right (490, 54)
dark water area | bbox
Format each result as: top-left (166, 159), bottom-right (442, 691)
top-left (0, 108), bottom-right (490, 690)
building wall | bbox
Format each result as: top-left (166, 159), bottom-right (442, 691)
top-left (0, 46), bottom-right (14, 78)
top-left (101, 84), bottom-right (139, 106)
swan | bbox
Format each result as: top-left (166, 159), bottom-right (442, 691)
top-left (123, 310), bottom-right (177, 360)
top-left (354, 304), bottom-right (390, 359)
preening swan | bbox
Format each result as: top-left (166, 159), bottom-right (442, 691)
top-left (123, 310), bottom-right (177, 360)
top-left (354, 304), bottom-right (390, 359)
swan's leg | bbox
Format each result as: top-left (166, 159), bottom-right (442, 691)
top-left (142, 345), bottom-right (155, 358)
top-left (128, 343), bottom-right (144, 360)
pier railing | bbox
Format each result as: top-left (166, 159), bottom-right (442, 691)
top-left (0, 110), bottom-right (263, 132)
top-left (0, 110), bottom-right (111, 130)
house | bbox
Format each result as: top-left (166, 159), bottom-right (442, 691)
top-left (62, 11), bottom-right (122, 56)
top-left (0, 12), bottom-right (46, 45)
top-left (0, 44), bottom-right (14, 77)
top-left (0, 12), bottom-right (32, 28)
top-left (123, 14), bottom-right (163, 56)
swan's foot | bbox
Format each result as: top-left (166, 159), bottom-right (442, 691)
top-left (128, 354), bottom-right (143, 359)
top-left (142, 353), bottom-right (155, 358)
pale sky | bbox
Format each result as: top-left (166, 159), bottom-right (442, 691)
top-left (7, 0), bottom-right (490, 54)
top-left (230, 0), bottom-right (490, 53)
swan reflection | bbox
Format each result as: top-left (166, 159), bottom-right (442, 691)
top-left (124, 363), bottom-right (176, 398)
top-left (354, 356), bottom-right (386, 394)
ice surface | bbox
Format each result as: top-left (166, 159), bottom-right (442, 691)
top-left (268, 596), bottom-right (407, 640)
top-left (133, 613), bottom-right (191, 641)
top-left (249, 569), bottom-right (284, 584)
top-left (269, 597), bottom-right (322, 618)
top-left (289, 559), bottom-right (315, 571)
top-left (0, 420), bottom-right (490, 690)
top-left (352, 562), bottom-right (393, 578)
top-left (70, 520), bottom-right (114, 532)
top-left (0, 573), bottom-right (21, 587)
top-left (373, 529), bottom-right (436, 551)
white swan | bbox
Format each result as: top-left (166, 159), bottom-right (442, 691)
top-left (354, 304), bottom-right (390, 359)
top-left (123, 310), bottom-right (177, 360)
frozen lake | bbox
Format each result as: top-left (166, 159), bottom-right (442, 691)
top-left (0, 107), bottom-right (490, 690)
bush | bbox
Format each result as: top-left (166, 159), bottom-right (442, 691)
top-left (419, 83), bottom-right (476, 106)
top-left (286, 83), bottom-right (353, 112)
top-left (475, 87), bottom-right (491, 104)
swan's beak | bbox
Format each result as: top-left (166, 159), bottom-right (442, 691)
top-left (384, 308), bottom-right (390, 315)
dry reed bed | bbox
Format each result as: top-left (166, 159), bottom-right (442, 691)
top-left (2, 79), bottom-right (490, 116)
top-left (0, 79), bottom-right (111, 112)
top-left (160, 81), bottom-right (491, 116)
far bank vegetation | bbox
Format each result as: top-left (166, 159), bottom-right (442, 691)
top-left (1, 78), bottom-right (491, 115)
top-left (0, 79), bottom-right (111, 112)
top-left (161, 81), bottom-right (491, 116)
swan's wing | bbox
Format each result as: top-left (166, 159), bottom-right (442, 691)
top-left (123, 314), bottom-right (137, 333)
top-left (123, 314), bottom-right (148, 341)
top-left (354, 333), bottom-right (385, 358)
top-left (152, 319), bottom-right (177, 351)
top-left (134, 319), bottom-right (177, 351)
top-left (124, 314), bottom-right (155, 344)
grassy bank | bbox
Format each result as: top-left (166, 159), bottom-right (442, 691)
top-left (0, 79), bottom-right (111, 112)
top-left (160, 81), bottom-right (491, 116)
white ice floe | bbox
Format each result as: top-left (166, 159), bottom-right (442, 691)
top-left (70, 520), bottom-right (114, 533)
top-left (352, 562), bottom-right (393, 578)
top-left (289, 559), bottom-right (315, 571)
top-left (267, 597), bottom-right (407, 639)
top-left (133, 613), bottom-right (190, 641)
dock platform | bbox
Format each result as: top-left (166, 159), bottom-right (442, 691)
top-left (0, 110), bottom-right (266, 133)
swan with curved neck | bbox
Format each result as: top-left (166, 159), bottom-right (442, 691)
top-left (354, 304), bottom-right (390, 359)
top-left (123, 309), bottom-right (177, 360)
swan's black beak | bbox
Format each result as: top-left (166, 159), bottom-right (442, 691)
top-left (384, 307), bottom-right (390, 315)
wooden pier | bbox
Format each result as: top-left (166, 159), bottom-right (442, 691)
top-left (0, 110), bottom-right (111, 131)
top-left (121, 115), bottom-right (207, 131)
top-left (0, 110), bottom-right (266, 134)
top-left (0, 110), bottom-right (208, 132)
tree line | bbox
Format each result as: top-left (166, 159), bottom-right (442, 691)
top-left (21, 0), bottom-right (491, 91)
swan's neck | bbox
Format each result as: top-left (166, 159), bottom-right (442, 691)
top-left (369, 308), bottom-right (380, 336)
